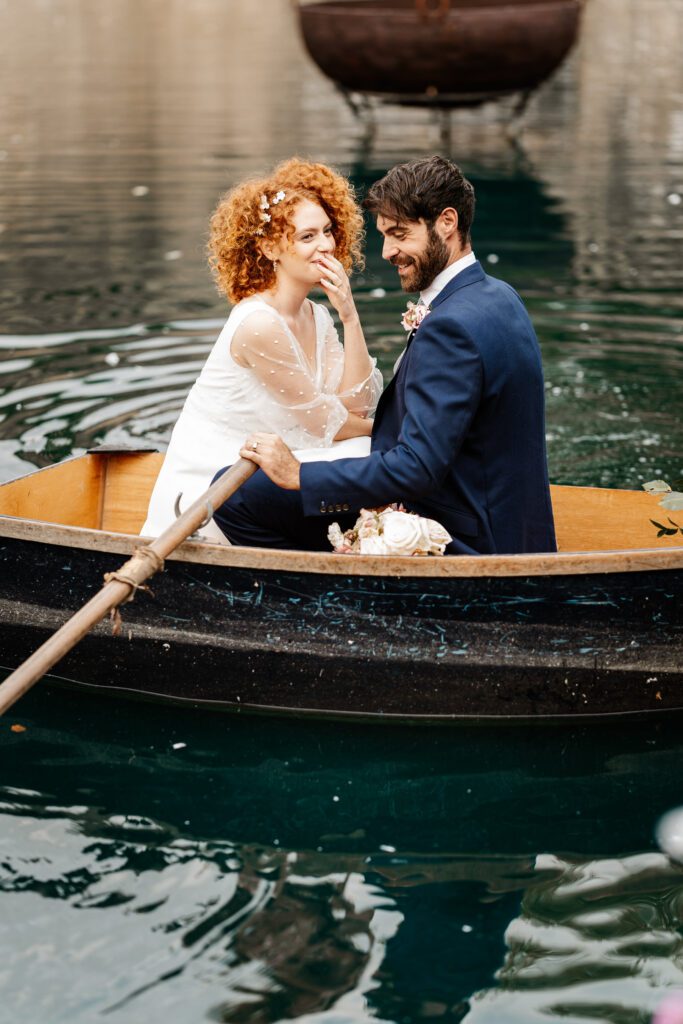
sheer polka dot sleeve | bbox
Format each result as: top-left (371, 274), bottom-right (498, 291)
top-left (231, 308), bottom-right (348, 447)
top-left (320, 308), bottom-right (384, 416)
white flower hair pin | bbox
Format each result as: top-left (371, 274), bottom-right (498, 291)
top-left (256, 190), bottom-right (287, 235)
top-left (401, 300), bottom-right (430, 333)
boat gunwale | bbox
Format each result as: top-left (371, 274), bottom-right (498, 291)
top-left (1, 513), bottom-right (682, 579)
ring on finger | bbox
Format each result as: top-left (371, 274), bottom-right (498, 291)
top-left (251, 441), bottom-right (258, 451)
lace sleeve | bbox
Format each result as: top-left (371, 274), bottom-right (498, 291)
top-left (320, 307), bottom-right (384, 416)
top-left (231, 309), bottom-right (348, 446)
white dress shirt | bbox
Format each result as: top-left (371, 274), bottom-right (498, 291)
top-left (419, 250), bottom-right (477, 308)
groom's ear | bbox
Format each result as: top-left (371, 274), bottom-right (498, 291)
top-left (436, 207), bottom-right (460, 240)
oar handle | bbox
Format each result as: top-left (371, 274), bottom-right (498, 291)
top-left (0, 458), bottom-right (256, 716)
top-left (144, 458), bottom-right (256, 561)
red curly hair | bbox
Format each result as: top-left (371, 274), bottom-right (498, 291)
top-left (208, 158), bottom-right (365, 303)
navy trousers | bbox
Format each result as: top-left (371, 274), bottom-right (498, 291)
top-left (212, 466), bottom-right (356, 550)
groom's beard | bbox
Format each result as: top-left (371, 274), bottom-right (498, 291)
top-left (393, 227), bottom-right (450, 293)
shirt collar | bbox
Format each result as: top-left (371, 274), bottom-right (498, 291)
top-left (419, 251), bottom-right (477, 308)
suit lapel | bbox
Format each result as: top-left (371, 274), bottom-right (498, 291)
top-left (374, 263), bottom-right (484, 431)
top-left (429, 261), bottom-right (485, 310)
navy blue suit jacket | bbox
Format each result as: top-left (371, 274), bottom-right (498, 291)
top-left (300, 262), bottom-right (556, 554)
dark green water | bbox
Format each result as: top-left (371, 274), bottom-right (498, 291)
top-left (2, 0), bottom-right (683, 1019)
top-left (3, 688), bottom-right (683, 1023)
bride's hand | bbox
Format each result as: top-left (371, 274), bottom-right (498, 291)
top-left (318, 255), bottom-right (358, 324)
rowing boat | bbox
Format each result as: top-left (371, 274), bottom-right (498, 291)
top-left (0, 448), bottom-right (682, 722)
top-left (295, 0), bottom-right (583, 108)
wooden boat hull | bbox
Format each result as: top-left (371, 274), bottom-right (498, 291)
top-left (296, 0), bottom-right (583, 107)
top-left (1, 450), bottom-right (682, 722)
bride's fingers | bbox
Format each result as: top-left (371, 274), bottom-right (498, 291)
top-left (321, 275), bottom-right (347, 292)
top-left (321, 280), bottom-right (345, 297)
top-left (320, 254), bottom-right (344, 273)
top-left (319, 256), bottom-right (347, 283)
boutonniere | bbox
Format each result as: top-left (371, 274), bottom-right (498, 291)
top-left (401, 301), bottom-right (430, 333)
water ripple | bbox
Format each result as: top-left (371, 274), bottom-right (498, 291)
top-left (0, 791), bottom-right (402, 1022)
top-left (3, 785), bottom-right (683, 1023)
top-left (2, 294), bottom-right (682, 488)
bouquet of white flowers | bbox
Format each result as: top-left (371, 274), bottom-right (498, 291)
top-left (328, 505), bottom-right (452, 557)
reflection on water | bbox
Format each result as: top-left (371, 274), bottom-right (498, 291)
top-left (3, 690), bottom-right (683, 1022)
top-left (1, 0), bottom-right (683, 486)
top-left (2, 802), bottom-right (399, 1021)
top-left (466, 853), bottom-right (683, 1023)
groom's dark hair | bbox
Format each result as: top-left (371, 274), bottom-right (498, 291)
top-left (363, 155), bottom-right (475, 243)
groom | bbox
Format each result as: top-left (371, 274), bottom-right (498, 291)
top-left (213, 155), bottom-right (556, 555)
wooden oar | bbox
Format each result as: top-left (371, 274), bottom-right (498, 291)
top-left (0, 458), bottom-right (256, 716)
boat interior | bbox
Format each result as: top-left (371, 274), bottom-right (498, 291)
top-left (0, 450), bottom-right (681, 554)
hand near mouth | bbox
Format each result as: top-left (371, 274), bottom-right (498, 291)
top-left (317, 254), bottom-right (357, 324)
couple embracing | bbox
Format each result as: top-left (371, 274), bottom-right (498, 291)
top-left (143, 155), bottom-right (556, 556)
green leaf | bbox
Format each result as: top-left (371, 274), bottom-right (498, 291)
top-left (651, 519), bottom-right (679, 537)
top-left (643, 479), bottom-right (672, 495)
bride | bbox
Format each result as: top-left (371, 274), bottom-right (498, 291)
top-left (141, 158), bottom-right (383, 542)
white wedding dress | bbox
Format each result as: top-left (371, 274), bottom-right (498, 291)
top-left (141, 296), bottom-right (383, 543)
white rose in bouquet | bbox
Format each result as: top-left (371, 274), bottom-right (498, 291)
top-left (327, 505), bottom-right (451, 557)
top-left (424, 517), bottom-right (452, 555)
top-left (359, 534), bottom-right (389, 555)
top-left (380, 510), bottom-right (431, 555)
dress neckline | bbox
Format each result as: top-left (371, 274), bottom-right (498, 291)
top-left (247, 296), bottom-right (322, 381)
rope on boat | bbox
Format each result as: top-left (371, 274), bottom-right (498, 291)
top-left (103, 545), bottom-right (165, 636)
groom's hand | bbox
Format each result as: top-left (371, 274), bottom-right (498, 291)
top-left (241, 433), bottom-right (301, 490)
